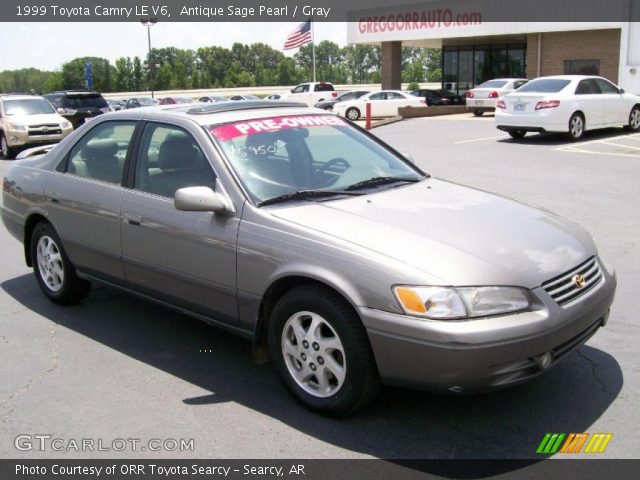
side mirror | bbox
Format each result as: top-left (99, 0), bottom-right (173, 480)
top-left (290, 88), bottom-right (295, 93)
top-left (174, 186), bottom-right (233, 214)
top-left (56, 108), bottom-right (65, 115)
top-left (619, 88), bottom-right (625, 94)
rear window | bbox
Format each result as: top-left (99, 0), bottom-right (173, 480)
top-left (477, 80), bottom-right (508, 88)
top-left (314, 83), bottom-right (335, 92)
top-left (517, 79), bottom-right (571, 93)
top-left (61, 94), bottom-right (108, 109)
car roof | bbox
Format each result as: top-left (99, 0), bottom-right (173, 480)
top-left (103, 100), bottom-right (317, 126)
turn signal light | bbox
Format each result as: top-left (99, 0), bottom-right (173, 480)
top-left (466, 91), bottom-right (474, 98)
top-left (488, 91), bottom-right (499, 98)
top-left (331, 92), bottom-right (338, 97)
top-left (535, 100), bottom-right (561, 110)
top-left (496, 100), bottom-right (506, 109)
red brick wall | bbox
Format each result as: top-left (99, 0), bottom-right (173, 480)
top-left (526, 29), bottom-right (621, 82)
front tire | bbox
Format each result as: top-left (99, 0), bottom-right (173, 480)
top-left (268, 285), bottom-right (380, 416)
top-left (508, 130), bottom-right (527, 139)
top-left (30, 222), bottom-right (91, 305)
top-left (624, 105), bottom-right (640, 132)
top-left (346, 107), bottom-right (361, 121)
top-left (1, 132), bottom-right (14, 159)
top-left (568, 112), bottom-right (585, 141)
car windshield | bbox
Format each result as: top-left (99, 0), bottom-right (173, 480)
top-left (517, 79), bottom-right (571, 93)
top-left (138, 98), bottom-right (157, 105)
top-left (3, 98), bottom-right (55, 116)
top-left (208, 114), bottom-right (423, 205)
top-left (477, 80), bottom-right (508, 88)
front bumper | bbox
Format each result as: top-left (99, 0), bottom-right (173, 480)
top-left (5, 127), bottom-right (71, 148)
top-left (359, 265), bottom-right (616, 393)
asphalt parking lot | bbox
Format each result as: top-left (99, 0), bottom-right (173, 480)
top-left (0, 113), bottom-right (638, 461)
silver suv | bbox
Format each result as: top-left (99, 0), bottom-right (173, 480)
top-left (0, 94), bottom-right (73, 159)
top-left (1, 101), bottom-right (616, 416)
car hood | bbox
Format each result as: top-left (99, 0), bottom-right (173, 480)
top-left (7, 113), bottom-right (65, 126)
top-left (270, 179), bottom-right (596, 288)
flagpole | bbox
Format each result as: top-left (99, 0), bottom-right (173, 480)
top-left (311, 18), bottom-right (316, 82)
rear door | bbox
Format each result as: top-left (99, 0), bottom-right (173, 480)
top-left (45, 120), bottom-right (138, 280)
top-left (120, 121), bottom-right (240, 324)
top-left (575, 79), bottom-right (606, 127)
top-left (367, 92), bottom-right (388, 116)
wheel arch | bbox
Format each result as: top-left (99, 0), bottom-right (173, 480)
top-left (252, 271), bottom-right (364, 363)
top-left (23, 212), bottom-right (55, 267)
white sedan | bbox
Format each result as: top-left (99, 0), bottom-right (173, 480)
top-left (334, 90), bottom-right (425, 120)
top-left (466, 78), bottom-right (529, 116)
top-left (495, 75), bottom-right (640, 140)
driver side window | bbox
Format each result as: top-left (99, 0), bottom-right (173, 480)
top-left (134, 123), bottom-right (216, 198)
top-left (369, 92), bottom-right (386, 101)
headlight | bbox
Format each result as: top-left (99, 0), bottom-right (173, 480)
top-left (393, 285), bottom-right (530, 320)
top-left (8, 123), bottom-right (26, 131)
top-left (61, 121), bottom-right (72, 129)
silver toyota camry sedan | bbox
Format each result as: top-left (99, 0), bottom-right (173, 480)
top-left (1, 101), bottom-right (616, 416)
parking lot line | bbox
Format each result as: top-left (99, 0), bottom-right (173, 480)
top-left (557, 145), bottom-right (640, 158)
top-left (600, 140), bottom-right (640, 150)
top-left (454, 135), bottom-right (506, 144)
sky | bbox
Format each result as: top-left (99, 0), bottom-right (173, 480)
top-left (0, 22), bottom-right (348, 71)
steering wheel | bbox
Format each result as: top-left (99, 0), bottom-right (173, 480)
top-left (314, 158), bottom-right (352, 187)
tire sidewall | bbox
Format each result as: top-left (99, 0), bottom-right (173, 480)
top-left (1, 131), bottom-right (11, 159)
top-left (568, 113), bottom-right (585, 140)
top-left (268, 289), bottom-right (372, 414)
top-left (629, 106), bottom-right (640, 131)
top-left (346, 108), bottom-right (360, 120)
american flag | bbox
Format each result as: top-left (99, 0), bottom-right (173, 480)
top-left (283, 20), bottom-right (312, 50)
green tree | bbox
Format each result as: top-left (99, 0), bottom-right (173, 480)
top-left (114, 57), bottom-right (133, 91)
top-left (61, 57), bottom-right (113, 92)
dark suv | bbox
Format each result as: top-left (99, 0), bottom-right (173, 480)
top-left (43, 91), bottom-right (109, 129)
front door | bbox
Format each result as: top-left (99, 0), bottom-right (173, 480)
top-left (120, 121), bottom-right (240, 324)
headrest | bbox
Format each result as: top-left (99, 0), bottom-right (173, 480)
top-left (157, 131), bottom-right (198, 170)
top-left (84, 139), bottom-right (118, 161)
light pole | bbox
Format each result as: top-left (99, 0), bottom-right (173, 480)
top-left (140, 18), bottom-right (158, 98)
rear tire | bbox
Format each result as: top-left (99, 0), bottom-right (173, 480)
top-left (346, 107), bottom-right (361, 121)
top-left (567, 112), bottom-right (585, 141)
top-left (268, 285), bottom-right (381, 416)
top-left (30, 222), bottom-right (91, 305)
top-left (473, 110), bottom-right (483, 117)
top-left (624, 105), bottom-right (640, 132)
top-left (508, 130), bottom-right (527, 139)
top-left (1, 132), bottom-right (14, 159)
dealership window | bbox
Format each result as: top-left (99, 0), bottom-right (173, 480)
top-left (442, 43), bottom-right (526, 95)
top-left (564, 60), bottom-right (600, 76)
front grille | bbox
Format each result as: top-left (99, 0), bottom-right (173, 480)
top-left (28, 124), bottom-right (62, 136)
top-left (542, 257), bottom-right (602, 306)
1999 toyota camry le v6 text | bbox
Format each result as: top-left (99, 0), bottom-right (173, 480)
top-left (1, 101), bottom-right (617, 416)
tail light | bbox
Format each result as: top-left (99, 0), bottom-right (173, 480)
top-left (331, 92), bottom-right (338, 97)
top-left (535, 100), bottom-right (560, 110)
top-left (496, 100), bottom-right (506, 109)
top-left (488, 91), bottom-right (499, 99)
top-left (466, 91), bottom-right (474, 98)
top-left (419, 99), bottom-right (427, 104)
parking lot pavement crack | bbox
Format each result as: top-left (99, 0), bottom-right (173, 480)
top-left (0, 324), bottom-right (59, 423)
top-left (576, 349), bottom-right (616, 398)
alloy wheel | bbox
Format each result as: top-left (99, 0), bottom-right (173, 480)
top-left (570, 115), bottom-right (584, 138)
top-left (630, 108), bottom-right (640, 129)
top-left (36, 235), bottom-right (64, 292)
top-left (281, 311), bottom-right (346, 398)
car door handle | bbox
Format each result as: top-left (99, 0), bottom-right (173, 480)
top-left (122, 212), bottom-right (142, 226)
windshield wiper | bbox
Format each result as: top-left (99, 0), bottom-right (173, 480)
top-left (257, 189), bottom-right (363, 207)
top-left (344, 176), bottom-right (422, 191)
